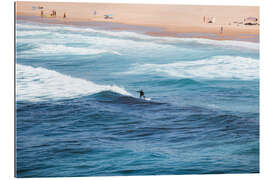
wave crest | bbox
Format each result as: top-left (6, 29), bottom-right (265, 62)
top-left (123, 56), bottom-right (259, 80)
top-left (17, 22), bottom-right (259, 51)
top-left (16, 64), bottom-right (131, 102)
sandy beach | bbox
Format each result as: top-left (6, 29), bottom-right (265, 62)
top-left (16, 1), bottom-right (260, 41)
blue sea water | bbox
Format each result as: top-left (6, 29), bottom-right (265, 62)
top-left (16, 20), bottom-right (259, 177)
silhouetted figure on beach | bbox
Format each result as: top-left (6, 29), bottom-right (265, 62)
top-left (136, 89), bottom-right (145, 99)
top-left (63, 12), bottom-right (66, 18)
top-left (220, 26), bottom-right (224, 34)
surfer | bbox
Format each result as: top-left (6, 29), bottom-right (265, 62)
top-left (136, 89), bottom-right (145, 99)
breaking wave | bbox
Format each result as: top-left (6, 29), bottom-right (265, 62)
top-left (123, 56), bottom-right (259, 80)
top-left (16, 64), bottom-right (131, 102)
top-left (16, 22), bottom-right (259, 51)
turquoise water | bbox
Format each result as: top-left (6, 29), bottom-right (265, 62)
top-left (16, 20), bottom-right (259, 177)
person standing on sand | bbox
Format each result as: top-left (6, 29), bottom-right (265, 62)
top-left (40, 10), bottom-right (43, 16)
top-left (94, 10), bottom-right (96, 16)
top-left (203, 16), bottom-right (206, 23)
top-left (63, 12), bottom-right (66, 18)
top-left (220, 26), bottom-right (224, 34)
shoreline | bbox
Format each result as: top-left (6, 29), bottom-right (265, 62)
top-left (16, 15), bottom-right (259, 43)
top-left (16, 2), bottom-right (260, 42)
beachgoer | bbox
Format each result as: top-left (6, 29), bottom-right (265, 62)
top-left (94, 10), bottom-right (96, 16)
top-left (136, 90), bottom-right (145, 99)
top-left (40, 10), bottom-right (43, 16)
top-left (208, 17), bottom-right (212, 23)
top-left (63, 12), bottom-right (66, 18)
top-left (203, 16), bottom-right (205, 23)
top-left (220, 26), bottom-right (224, 34)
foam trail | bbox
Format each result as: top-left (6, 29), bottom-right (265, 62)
top-left (17, 30), bottom-right (51, 37)
top-left (17, 44), bottom-right (121, 56)
top-left (17, 22), bottom-right (259, 51)
top-left (16, 64), bottom-right (131, 102)
top-left (124, 56), bottom-right (259, 80)
top-left (33, 44), bottom-right (121, 55)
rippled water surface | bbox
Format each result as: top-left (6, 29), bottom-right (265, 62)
top-left (16, 20), bottom-right (259, 177)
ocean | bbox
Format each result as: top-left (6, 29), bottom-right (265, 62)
top-left (16, 19), bottom-right (259, 177)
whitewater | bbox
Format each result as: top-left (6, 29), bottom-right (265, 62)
top-left (16, 20), bottom-right (259, 177)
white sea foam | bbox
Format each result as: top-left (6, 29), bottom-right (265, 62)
top-left (87, 30), bottom-right (259, 51)
top-left (17, 22), bottom-right (259, 51)
top-left (16, 64), bottom-right (131, 102)
top-left (17, 30), bottom-right (51, 36)
top-left (187, 38), bottom-right (259, 51)
top-left (123, 56), bottom-right (259, 80)
top-left (17, 43), bottom-right (121, 56)
top-left (62, 29), bottom-right (259, 51)
top-left (34, 44), bottom-right (121, 55)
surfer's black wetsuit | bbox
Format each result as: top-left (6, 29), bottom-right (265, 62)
top-left (137, 90), bottom-right (145, 99)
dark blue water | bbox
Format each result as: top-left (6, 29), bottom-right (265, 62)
top-left (16, 20), bottom-right (259, 177)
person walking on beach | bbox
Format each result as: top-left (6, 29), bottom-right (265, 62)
top-left (93, 10), bottom-right (96, 16)
top-left (220, 25), bottom-right (224, 34)
top-left (40, 10), bottom-right (44, 16)
top-left (203, 16), bottom-right (206, 23)
top-left (63, 12), bottom-right (66, 18)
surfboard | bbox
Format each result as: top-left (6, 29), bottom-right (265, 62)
top-left (145, 97), bottom-right (151, 101)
